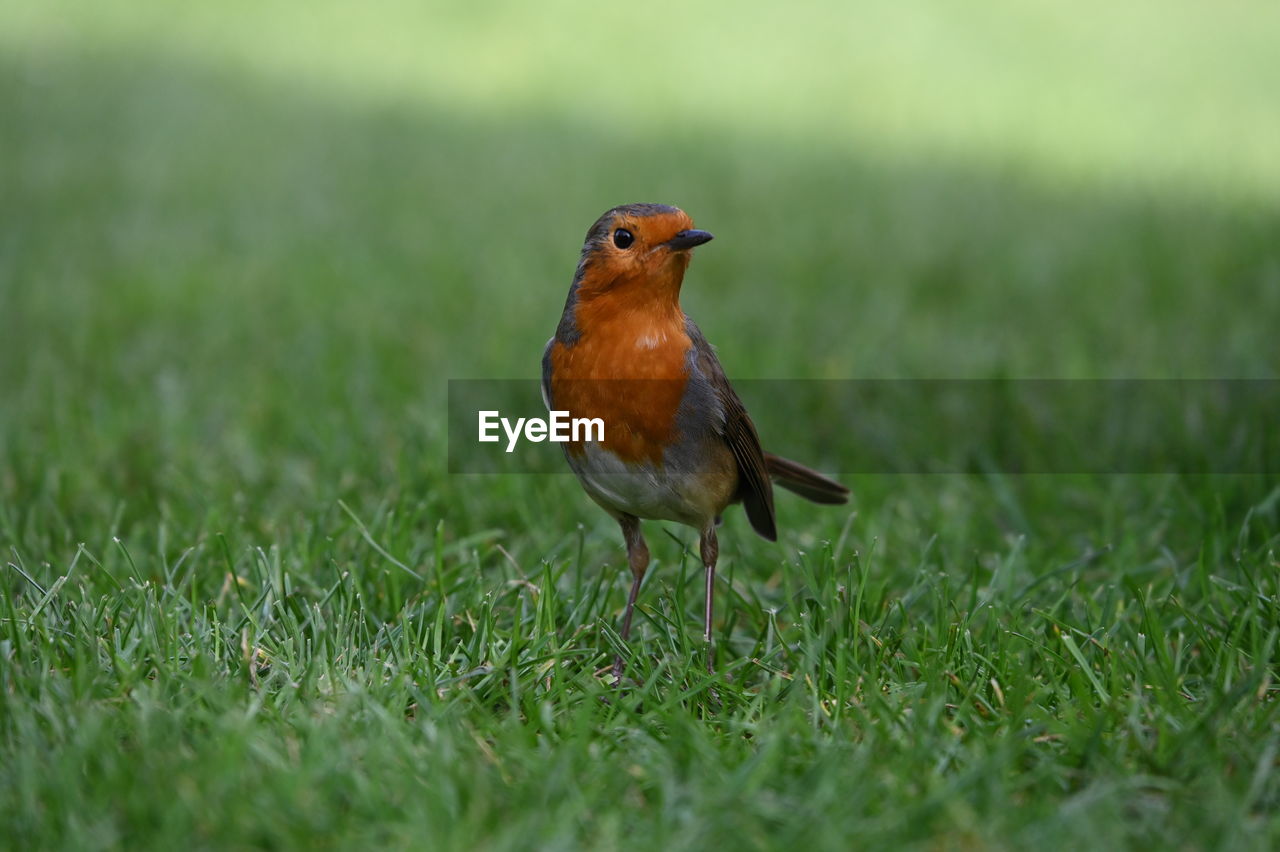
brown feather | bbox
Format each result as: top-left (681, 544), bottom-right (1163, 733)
top-left (764, 453), bottom-right (850, 505)
top-left (689, 333), bottom-right (777, 541)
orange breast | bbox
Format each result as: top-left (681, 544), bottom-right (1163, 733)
top-left (548, 306), bottom-right (691, 465)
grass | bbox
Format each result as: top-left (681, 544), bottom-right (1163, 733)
top-left (2, 1), bottom-right (1279, 849)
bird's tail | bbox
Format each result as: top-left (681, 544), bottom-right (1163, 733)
top-left (764, 453), bottom-right (850, 505)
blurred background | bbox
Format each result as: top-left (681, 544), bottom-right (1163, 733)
top-left (2, 0), bottom-right (1278, 558)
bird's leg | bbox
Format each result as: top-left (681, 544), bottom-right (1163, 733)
top-left (699, 525), bottom-right (719, 673)
top-left (618, 515), bottom-right (649, 641)
top-left (614, 514), bottom-right (649, 682)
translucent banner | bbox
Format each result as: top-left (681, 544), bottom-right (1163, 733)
top-left (447, 379), bottom-right (1278, 475)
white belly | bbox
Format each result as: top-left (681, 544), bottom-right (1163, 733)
top-left (566, 443), bottom-right (726, 527)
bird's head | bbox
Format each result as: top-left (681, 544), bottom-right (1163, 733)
top-left (572, 203), bottom-right (713, 303)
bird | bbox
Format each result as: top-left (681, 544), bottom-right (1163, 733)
top-left (542, 203), bottom-right (849, 679)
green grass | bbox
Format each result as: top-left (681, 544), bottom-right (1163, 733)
top-left (3, 2), bottom-right (1279, 849)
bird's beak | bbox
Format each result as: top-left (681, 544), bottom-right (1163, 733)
top-left (665, 229), bottom-right (714, 251)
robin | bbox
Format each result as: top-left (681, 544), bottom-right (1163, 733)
top-left (542, 203), bottom-right (848, 678)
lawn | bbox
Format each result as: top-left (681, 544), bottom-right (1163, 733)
top-left (2, 2), bottom-right (1278, 849)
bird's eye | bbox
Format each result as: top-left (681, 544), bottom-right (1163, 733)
top-left (613, 228), bottom-right (634, 249)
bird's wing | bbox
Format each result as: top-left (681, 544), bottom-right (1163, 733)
top-left (686, 321), bottom-right (777, 541)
